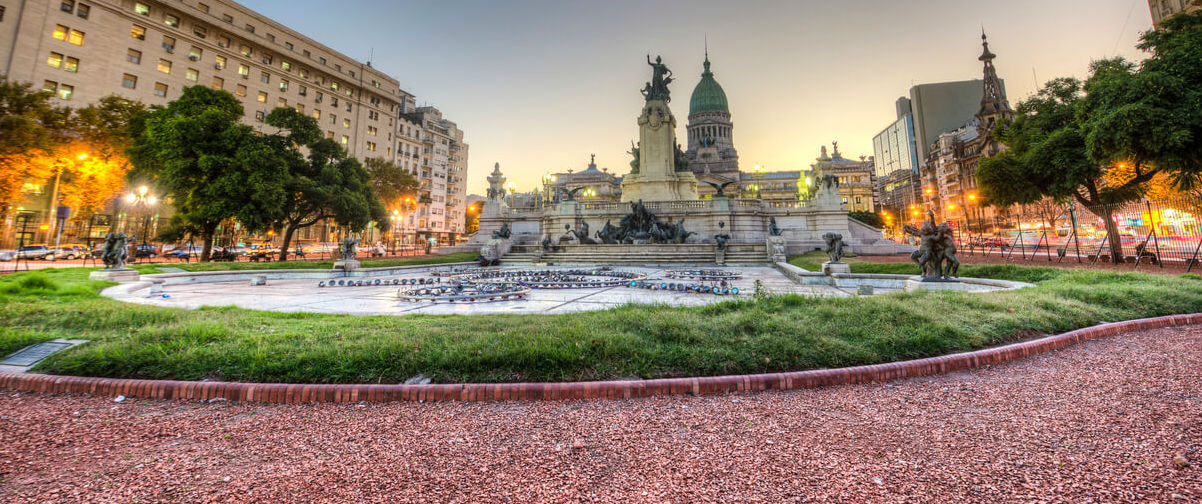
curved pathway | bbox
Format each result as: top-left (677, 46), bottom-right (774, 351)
top-left (2, 325), bottom-right (1200, 503)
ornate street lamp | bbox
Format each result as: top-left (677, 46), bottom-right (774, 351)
top-left (124, 185), bottom-right (157, 262)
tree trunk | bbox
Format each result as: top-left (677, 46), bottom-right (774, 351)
top-left (200, 223), bottom-right (218, 262)
top-left (1102, 208), bottom-right (1125, 263)
top-left (278, 224), bottom-right (296, 262)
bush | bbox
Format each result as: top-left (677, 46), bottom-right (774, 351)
top-left (848, 210), bottom-right (884, 228)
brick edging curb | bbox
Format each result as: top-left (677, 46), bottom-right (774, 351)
top-left (3, 314), bottom-right (1198, 404)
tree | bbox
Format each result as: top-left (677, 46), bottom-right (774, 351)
top-left (53, 96), bottom-right (146, 220)
top-left (977, 12), bottom-right (1202, 262)
top-left (263, 107), bottom-right (384, 261)
top-left (127, 86), bottom-right (287, 261)
top-left (0, 77), bottom-right (71, 222)
top-left (847, 210), bottom-right (884, 229)
top-left (363, 157), bottom-right (420, 208)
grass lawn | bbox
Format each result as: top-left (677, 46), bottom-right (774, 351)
top-left (0, 260), bottom-right (1198, 384)
top-left (160, 251), bottom-right (478, 272)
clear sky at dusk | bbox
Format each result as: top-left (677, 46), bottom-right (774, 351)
top-left (243, 0), bottom-right (1152, 195)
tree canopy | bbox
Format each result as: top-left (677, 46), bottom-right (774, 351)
top-left (0, 77), bottom-right (71, 220)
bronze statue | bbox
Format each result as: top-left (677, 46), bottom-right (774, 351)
top-left (491, 222), bottom-right (511, 240)
top-left (704, 180), bottom-right (737, 198)
top-left (645, 55), bottom-right (674, 101)
top-left (595, 220), bottom-right (621, 244)
top-left (769, 217), bottom-right (783, 237)
top-left (101, 232), bottom-right (129, 269)
top-left (674, 143), bottom-right (690, 172)
top-left (627, 141), bottom-right (640, 174)
top-left (820, 174), bottom-right (839, 190)
top-left (903, 210), bottom-right (960, 280)
top-left (571, 222), bottom-right (597, 245)
top-left (339, 236), bottom-right (359, 261)
top-left (822, 232), bottom-right (847, 263)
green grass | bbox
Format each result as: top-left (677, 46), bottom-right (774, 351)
top-left (0, 261), bottom-right (1198, 385)
top-left (165, 251), bottom-right (478, 272)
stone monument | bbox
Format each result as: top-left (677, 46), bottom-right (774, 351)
top-left (902, 211), bottom-right (965, 292)
top-left (477, 223), bottom-right (512, 266)
top-left (620, 55), bottom-right (698, 202)
top-left (334, 236), bottom-right (360, 272)
top-left (88, 232), bottom-right (139, 282)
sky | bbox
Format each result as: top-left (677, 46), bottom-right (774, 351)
top-left (243, 0), bottom-right (1154, 196)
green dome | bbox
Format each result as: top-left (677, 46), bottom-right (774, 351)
top-left (689, 58), bottom-right (729, 115)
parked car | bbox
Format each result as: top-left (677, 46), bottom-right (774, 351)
top-left (222, 245), bottom-right (250, 257)
top-left (164, 245), bottom-right (205, 260)
top-left (0, 250), bottom-right (15, 261)
top-left (133, 244), bottom-right (159, 258)
top-left (53, 244), bottom-right (90, 260)
top-left (208, 248), bottom-right (240, 261)
top-left (16, 245), bottom-right (55, 260)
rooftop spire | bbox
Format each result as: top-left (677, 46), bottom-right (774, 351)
top-left (703, 36), bottom-right (711, 75)
top-left (979, 30), bottom-right (995, 62)
top-left (975, 31), bottom-right (1013, 133)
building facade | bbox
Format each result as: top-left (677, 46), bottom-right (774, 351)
top-left (810, 143), bottom-right (876, 213)
top-left (683, 53), bottom-right (740, 198)
top-left (872, 102), bottom-right (921, 221)
top-left (552, 155), bottom-right (622, 203)
top-left (0, 0), bottom-right (467, 246)
top-left (1149, 0), bottom-right (1200, 27)
top-left (919, 34), bottom-right (1013, 230)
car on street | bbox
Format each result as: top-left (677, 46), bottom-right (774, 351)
top-left (53, 244), bottom-right (90, 260)
top-left (16, 244), bottom-right (55, 260)
top-left (0, 250), bottom-right (15, 261)
top-left (164, 245), bottom-right (205, 260)
top-left (133, 244), bottom-right (159, 258)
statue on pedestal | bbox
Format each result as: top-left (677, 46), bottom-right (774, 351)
top-left (645, 55), bottom-right (673, 102)
top-left (491, 222), bottom-right (511, 240)
top-left (101, 232), bottom-right (129, 269)
top-left (769, 217), bottom-right (783, 237)
top-left (822, 232), bottom-right (847, 263)
top-left (627, 141), bottom-right (640, 174)
top-left (903, 211), bottom-right (960, 280)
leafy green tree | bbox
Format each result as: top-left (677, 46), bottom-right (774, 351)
top-left (127, 86), bottom-right (287, 261)
top-left (363, 157), bottom-right (420, 208)
top-left (977, 11), bottom-right (1202, 262)
top-left (263, 107), bottom-right (384, 261)
top-left (0, 77), bottom-right (71, 221)
top-left (847, 210), bottom-right (884, 229)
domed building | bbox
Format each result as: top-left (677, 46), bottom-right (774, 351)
top-left (684, 52), bottom-right (740, 196)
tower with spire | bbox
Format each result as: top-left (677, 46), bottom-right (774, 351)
top-left (974, 32), bottom-right (1013, 139)
top-left (684, 45), bottom-right (740, 194)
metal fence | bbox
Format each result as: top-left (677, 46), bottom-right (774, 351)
top-left (951, 197), bottom-right (1202, 272)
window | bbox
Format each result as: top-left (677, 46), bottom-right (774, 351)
top-left (259, 72), bottom-right (269, 84)
top-left (256, 91), bottom-right (266, 103)
top-left (214, 55), bottom-right (226, 69)
top-left (367, 126), bottom-right (377, 136)
top-left (153, 82), bottom-right (167, 97)
top-left (188, 46), bottom-right (202, 61)
top-left (342, 118), bottom-right (350, 128)
top-left (198, 3), bottom-right (209, 13)
top-left (211, 76), bottom-right (223, 90)
top-left (261, 54), bottom-right (272, 65)
top-left (235, 84), bottom-right (246, 97)
top-left (161, 36), bottom-right (175, 52)
top-left (64, 57), bottom-right (78, 73)
top-left (372, 80), bottom-right (379, 89)
top-left (281, 61), bottom-right (291, 71)
top-left (276, 97), bottom-right (286, 107)
top-left (297, 85), bottom-right (307, 96)
top-left (164, 14), bottom-right (179, 28)
top-left (255, 110), bottom-right (265, 122)
top-left (303, 49), bottom-right (311, 58)
top-left (295, 104), bottom-right (304, 113)
top-left (58, 84), bottom-right (74, 100)
top-left (298, 68), bottom-right (308, 78)
top-left (239, 44), bottom-right (251, 56)
top-left (244, 24), bottom-right (254, 33)
top-left (284, 42), bottom-right (293, 50)
top-left (326, 131), bottom-right (334, 139)
top-left (312, 110), bottom-right (320, 120)
top-left (1, 5), bottom-right (5, 21)
top-left (193, 25), bottom-right (207, 39)
top-left (266, 33), bottom-right (274, 43)
top-left (340, 135), bottom-right (348, 145)
top-left (186, 68), bottom-right (198, 81)
top-left (43, 80), bottom-right (57, 94)
top-left (130, 24), bottom-right (146, 40)
top-left (237, 64), bottom-right (249, 76)
top-left (366, 142), bottom-right (376, 152)
top-left (331, 97), bottom-right (338, 107)
top-left (279, 80), bottom-right (288, 91)
top-left (221, 14), bottom-right (232, 23)
top-left (76, 4), bottom-right (89, 19)
top-left (329, 114), bottom-right (336, 125)
top-left (53, 24), bottom-right (68, 41)
top-left (345, 103), bottom-right (351, 113)
top-left (122, 74), bottom-right (137, 89)
top-left (156, 59), bottom-right (171, 73)
top-left (126, 49), bottom-right (142, 64)
top-left (334, 64), bottom-right (341, 72)
top-left (217, 35), bottom-right (229, 48)
top-left (314, 92), bottom-right (322, 103)
top-left (135, 3), bottom-right (149, 15)
top-left (47, 52), bottom-right (64, 69)
top-left (319, 56), bottom-right (326, 65)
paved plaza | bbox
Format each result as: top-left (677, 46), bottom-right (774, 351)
top-left (109, 266), bottom-right (877, 316)
top-left (2, 324), bottom-right (1197, 503)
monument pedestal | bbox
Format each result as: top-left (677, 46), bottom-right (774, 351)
top-left (333, 259), bottom-right (360, 272)
top-left (621, 97), bottom-right (698, 202)
top-left (767, 236), bottom-right (787, 263)
top-left (821, 261), bottom-right (850, 275)
top-left (89, 269), bottom-right (139, 282)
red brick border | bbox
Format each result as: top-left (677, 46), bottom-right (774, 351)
top-left (2, 314), bottom-right (1198, 403)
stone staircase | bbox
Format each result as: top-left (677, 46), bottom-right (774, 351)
top-left (502, 243), bottom-right (769, 265)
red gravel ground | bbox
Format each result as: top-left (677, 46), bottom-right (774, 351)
top-left (2, 326), bottom-right (1199, 503)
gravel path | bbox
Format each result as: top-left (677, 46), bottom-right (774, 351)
top-left (1, 325), bottom-right (1199, 503)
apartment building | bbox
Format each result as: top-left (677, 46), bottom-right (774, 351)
top-left (0, 0), bottom-right (470, 245)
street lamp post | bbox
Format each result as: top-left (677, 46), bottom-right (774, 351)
top-left (390, 209), bottom-right (401, 256)
top-left (124, 186), bottom-right (157, 262)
